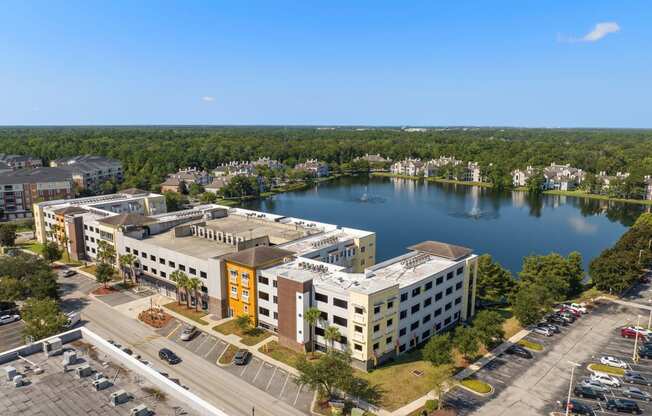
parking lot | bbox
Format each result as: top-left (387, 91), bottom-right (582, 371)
top-left (444, 302), bottom-right (641, 416)
top-left (0, 320), bottom-right (25, 351)
top-left (156, 318), bottom-right (314, 414)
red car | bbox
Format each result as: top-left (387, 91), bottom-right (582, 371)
top-left (622, 327), bottom-right (649, 339)
top-left (559, 307), bottom-right (581, 318)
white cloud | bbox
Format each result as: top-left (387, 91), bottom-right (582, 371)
top-left (568, 217), bottom-right (598, 234)
top-left (559, 22), bottom-right (620, 43)
top-left (201, 96), bottom-right (215, 102)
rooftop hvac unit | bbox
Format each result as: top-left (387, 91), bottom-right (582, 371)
top-left (4, 366), bottom-right (17, 381)
top-left (130, 404), bottom-right (151, 416)
top-left (43, 337), bottom-right (63, 356)
top-left (75, 364), bottom-right (93, 378)
top-left (93, 377), bottom-right (112, 391)
top-left (110, 389), bottom-right (131, 406)
top-left (13, 375), bottom-right (26, 387)
top-left (93, 372), bottom-right (104, 381)
top-left (62, 350), bottom-right (77, 366)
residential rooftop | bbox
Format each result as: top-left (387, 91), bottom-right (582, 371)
top-left (0, 167), bottom-right (72, 185)
top-left (144, 228), bottom-right (238, 260)
top-left (278, 228), bottom-right (373, 255)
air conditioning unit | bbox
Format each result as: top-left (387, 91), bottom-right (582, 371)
top-left (75, 364), bottom-right (93, 378)
top-left (4, 366), bottom-right (17, 381)
top-left (110, 389), bottom-right (130, 406)
top-left (130, 404), bottom-right (151, 416)
top-left (93, 377), bottom-right (112, 391)
top-left (62, 350), bottom-right (77, 366)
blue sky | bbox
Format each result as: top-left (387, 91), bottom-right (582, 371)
top-left (1, 1), bottom-right (650, 127)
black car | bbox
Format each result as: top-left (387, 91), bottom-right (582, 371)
top-left (574, 386), bottom-right (606, 401)
top-left (638, 346), bottom-right (652, 359)
top-left (606, 399), bottom-right (641, 414)
top-left (158, 348), bottom-right (181, 365)
top-left (505, 344), bottom-right (533, 359)
top-left (559, 399), bottom-right (596, 416)
top-left (233, 349), bottom-right (251, 365)
top-left (537, 322), bottom-right (560, 333)
top-left (624, 371), bottom-right (652, 386)
top-left (547, 315), bottom-right (568, 326)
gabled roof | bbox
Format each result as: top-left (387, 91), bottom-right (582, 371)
top-left (97, 213), bottom-right (156, 227)
top-left (223, 246), bottom-right (295, 268)
top-left (407, 241), bottom-right (473, 261)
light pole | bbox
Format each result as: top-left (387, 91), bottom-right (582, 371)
top-left (565, 361), bottom-right (581, 416)
top-left (634, 315), bottom-right (642, 363)
top-left (648, 304), bottom-right (652, 330)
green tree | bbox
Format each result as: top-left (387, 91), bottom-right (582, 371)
top-left (477, 254), bottom-right (516, 303)
top-left (0, 254), bottom-right (59, 299)
top-left (430, 364), bottom-right (454, 410)
top-left (169, 270), bottom-right (189, 305)
top-left (42, 241), bottom-right (62, 264)
top-left (422, 334), bottom-right (454, 366)
top-left (187, 277), bottom-right (201, 311)
top-left (0, 223), bottom-right (17, 247)
top-left (519, 252), bottom-right (583, 301)
top-left (187, 183), bottom-right (204, 198)
top-left (95, 262), bottom-right (113, 288)
top-left (199, 192), bottom-right (218, 204)
top-left (512, 283), bottom-right (552, 326)
top-left (453, 326), bottom-right (480, 360)
top-left (525, 170), bottom-right (545, 195)
top-left (590, 248), bottom-right (641, 293)
top-left (163, 191), bottom-right (187, 212)
top-left (118, 253), bottom-right (137, 284)
top-left (324, 325), bottom-right (341, 351)
top-left (296, 351), bottom-right (354, 400)
top-left (21, 298), bottom-right (68, 341)
top-left (235, 314), bottom-right (251, 332)
top-left (304, 307), bottom-right (322, 357)
top-left (472, 310), bottom-right (505, 347)
top-left (96, 240), bottom-right (116, 265)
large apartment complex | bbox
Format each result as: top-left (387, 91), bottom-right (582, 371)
top-left (0, 167), bottom-right (73, 220)
top-left (34, 192), bottom-right (477, 370)
top-left (50, 155), bottom-right (123, 191)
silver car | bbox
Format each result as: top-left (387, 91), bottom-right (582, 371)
top-left (532, 326), bottom-right (553, 336)
top-left (579, 378), bottom-right (610, 393)
top-left (623, 386), bottom-right (652, 401)
top-left (180, 325), bottom-right (197, 341)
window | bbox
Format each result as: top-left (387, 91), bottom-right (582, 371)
top-left (399, 344), bottom-right (406, 352)
top-left (259, 291), bottom-right (269, 301)
top-left (258, 276), bottom-right (269, 285)
top-left (399, 328), bottom-right (407, 336)
top-left (189, 267), bottom-right (196, 275)
top-left (315, 292), bottom-right (328, 303)
top-left (243, 304), bottom-right (248, 313)
top-left (400, 293), bottom-right (408, 302)
top-left (354, 306), bottom-right (364, 314)
top-left (399, 310), bottom-right (407, 320)
top-left (436, 276), bottom-right (443, 285)
top-left (273, 312), bottom-right (278, 320)
top-left (456, 281), bottom-right (463, 290)
top-left (387, 318), bottom-right (393, 327)
top-left (435, 292), bottom-right (443, 301)
top-left (386, 336), bottom-right (392, 344)
top-left (373, 324), bottom-right (380, 332)
top-left (143, 265), bottom-right (148, 272)
top-left (179, 264), bottom-right (186, 271)
top-left (424, 298), bottom-right (432, 307)
top-left (422, 314), bottom-right (431, 324)
top-left (354, 344), bottom-right (363, 351)
top-left (373, 342), bottom-right (379, 351)
top-left (435, 323), bottom-right (442, 331)
top-left (373, 305), bottom-right (381, 315)
top-left (85, 236), bottom-right (89, 241)
top-left (425, 281), bottom-right (433, 290)
top-left (259, 307), bottom-right (270, 317)
top-left (339, 336), bottom-right (348, 345)
top-left (434, 308), bottom-right (442, 317)
top-left (411, 287), bottom-right (421, 297)
top-left (125, 247), bottom-right (130, 253)
top-left (315, 327), bottom-right (325, 336)
top-left (354, 325), bottom-right (363, 333)
top-left (168, 261), bottom-right (175, 268)
top-left (361, 246), bottom-right (366, 253)
top-left (454, 296), bottom-right (462, 305)
top-left (273, 280), bottom-right (277, 288)
top-left (150, 255), bottom-right (156, 261)
top-left (159, 258), bottom-right (165, 264)
top-left (320, 311), bottom-right (328, 321)
top-left (411, 304), bottom-right (420, 314)
top-left (457, 267), bottom-right (464, 275)
top-left (333, 298), bottom-right (348, 309)
top-left (387, 300), bottom-right (394, 309)
top-left (242, 289), bottom-right (249, 299)
top-left (446, 271), bottom-right (453, 280)
top-left (273, 296), bottom-right (278, 304)
top-left (151, 268), bottom-right (157, 275)
top-left (160, 271), bottom-right (166, 278)
top-left (333, 315), bottom-right (347, 327)
top-left (133, 249), bottom-right (138, 256)
top-left (200, 271), bottom-right (207, 279)
top-left (422, 329), bottom-right (431, 339)
top-left (446, 287), bottom-right (453, 295)
top-left (410, 321), bottom-right (419, 330)
top-left (445, 302), bottom-right (452, 311)
top-left (444, 317), bottom-right (451, 325)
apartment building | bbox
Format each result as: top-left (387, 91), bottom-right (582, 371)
top-left (213, 161), bottom-right (256, 177)
top-left (0, 167), bottom-right (73, 220)
top-left (160, 167), bottom-right (212, 193)
top-left (512, 163), bottom-right (585, 191)
top-left (294, 159), bottom-right (329, 178)
top-left (50, 155), bottom-right (123, 191)
top-left (390, 158), bottom-right (424, 176)
top-left (253, 157), bottom-right (284, 171)
top-left (0, 153), bottom-right (43, 169)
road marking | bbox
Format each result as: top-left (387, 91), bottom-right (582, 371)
top-left (216, 345), bottom-right (230, 365)
top-left (194, 334), bottom-right (210, 353)
top-left (167, 323), bottom-right (182, 339)
top-left (204, 342), bottom-right (219, 359)
top-left (240, 361), bottom-right (250, 377)
top-left (265, 366), bottom-right (277, 391)
top-left (252, 361), bottom-right (265, 383)
top-left (293, 383), bottom-right (304, 406)
top-left (279, 372), bottom-right (290, 398)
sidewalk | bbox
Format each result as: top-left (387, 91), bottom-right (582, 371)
top-left (390, 329), bottom-right (531, 416)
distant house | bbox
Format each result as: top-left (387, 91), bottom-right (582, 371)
top-left (253, 157), bottom-right (284, 171)
top-left (391, 158), bottom-right (424, 176)
top-left (354, 154), bottom-right (392, 164)
top-left (50, 155), bottom-right (123, 191)
top-left (596, 171), bottom-right (630, 190)
top-left (160, 167), bottom-right (212, 193)
top-left (543, 163), bottom-right (585, 191)
top-left (213, 161), bottom-right (256, 177)
top-left (512, 166), bottom-right (537, 187)
top-left (0, 154), bottom-right (43, 170)
top-left (205, 175), bottom-right (234, 194)
top-left (295, 159), bottom-right (329, 177)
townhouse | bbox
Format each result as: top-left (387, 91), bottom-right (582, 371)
top-left (160, 167), bottom-right (213, 193)
top-left (512, 162), bottom-right (585, 191)
top-left (294, 159), bottom-right (330, 178)
top-left (0, 154), bottom-right (43, 169)
top-left (50, 155), bottom-right (123, 191)
top-left (391, 156), bottom-right (483, 182)
top-left (390, 158), bottom-right (425, 176)
top-left (0, 167), bottom-right (73, 220)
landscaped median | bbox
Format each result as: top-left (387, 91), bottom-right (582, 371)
top-left (163, 301), bottom-right (209, 325)
top-left (257, 340), bottom-right (306, 369)
top-left (459, 378), bottom-right (493, 395)
top-left (213, 319), bottom-right (272, 346)
top-left (517, 339), bottom-right (543, 351)
top-left (218, 344), bottom-right (239, 365)
top-left (587, 363), bottom-right (625, 376)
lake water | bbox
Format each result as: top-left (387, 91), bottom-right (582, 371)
top-left (242, 176), bottom-right (647, 274)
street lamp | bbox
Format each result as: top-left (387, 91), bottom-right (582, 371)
top-left (634, 315), bottom-right (642, 363)
top-left (565, 361), bottom-right (581, 416)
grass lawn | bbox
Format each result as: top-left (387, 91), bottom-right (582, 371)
top-left (18, 241), bottom-right (82, 266)
top-left (79, 264), bottom-right (98, 276)
top-left (219, 345), bottom-right (238, 365)
top-left (258, 340), bottom-right (308, 369)
top-left (213, 319), bottom-right (273, 346)
top-left (163, 301), bottom-right (209, 325)
top-left (542, 189), bottom-right (652, 206)
top-left (357, 349), bottom-right (445, 411)
top-left (460, 379), bottom-right (492, 394)
top-left (588, 363), bottom-right (625, 376)
top-left (518, 339), bottom-right (544, 351)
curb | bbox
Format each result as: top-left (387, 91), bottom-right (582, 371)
top-left (455, 381), bottom-right (495, 397)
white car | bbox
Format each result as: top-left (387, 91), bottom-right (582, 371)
top-left (570, 303), bottom-right (588, 314)
top-left (532, 326), bottom-right (553, 336)
top-left (600, 356), bottom-right (628, 369)
top-left (0, 314), bottom-right (20, 325)
top-left (591, 372), bottom-right (621, 387)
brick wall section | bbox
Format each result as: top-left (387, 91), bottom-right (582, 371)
top-left (277, 276), bottom-right (312, 352)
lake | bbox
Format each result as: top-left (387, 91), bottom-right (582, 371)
top-left (242, 175), bottom-right (647, 274)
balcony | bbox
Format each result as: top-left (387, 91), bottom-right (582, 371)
top-left (353, 332), bottom-right (365, 343)
top-left (353, 313), bottom-right (366, 324)
top-left (373, 313), bottom-right (383, 322)
top-left (372, 330), bottom-right (383, 340)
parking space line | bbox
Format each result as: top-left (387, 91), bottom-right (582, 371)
top-left (293, 383), bottom-right (304, 406)
top-left (167, 323), bottom-right (182, 339)
top-left (194, 335), bottom-right (210, 352)
top-left (252, 361), bottom-right (266, 383)
top-left (204, 342), bottom-right (219, 358)
top-left (279, 372), bottom-right (290, 398)
top-left (265, 366), bottom-right (278, 391)
top-left (241, 358), bottom-right (259, 377)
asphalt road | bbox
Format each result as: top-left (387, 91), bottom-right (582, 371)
top-left (59, 274), bottom-right (309, 416)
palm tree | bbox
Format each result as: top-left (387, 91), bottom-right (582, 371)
top-left (304, 307), bottom-right (322, 357)
top-left (169, 270), bottom-right (188, 305)
top-left (51, 223), bottom-right (70, 262)
top-left (96, 240), bottom-right (116, 265)
top-left (187, 277), bottom-right (201, 311)
top-left (324, 326), bottom-right (341, 352)
top-left (118, 253), bottom-right (136, 285)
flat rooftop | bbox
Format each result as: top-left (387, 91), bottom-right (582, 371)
top-left (0, 340), bottom-right (197, 416)
top-left (278, 228), bottom-right (373, 255)
top-left (144, 229), bottom-right (237, 260)
top-left (201, 214), bottom-right (322, 245)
